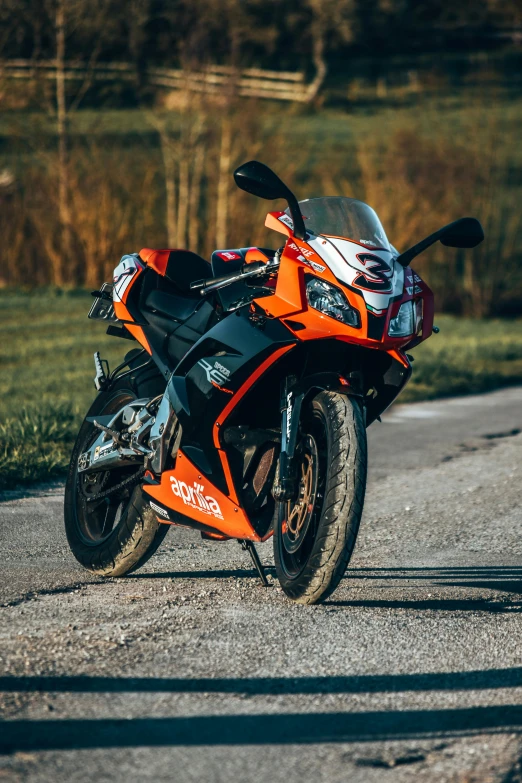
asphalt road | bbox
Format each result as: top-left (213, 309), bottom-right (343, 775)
top-left (1, 385), bottom-right (522, 782)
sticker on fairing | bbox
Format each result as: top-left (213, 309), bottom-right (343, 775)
top-left (150, 501), bottom-right (170, 519)
top-left (297, 255), bottom-right (326, 273)
top-left (216, 251), bottom-right (241, 262)
top-left (170, 477), bottom-right (223, 520)
top-left (112, 254), bottom-right (143, 302)
top-left (278, 214), bottom-right (294, 229)
top-left (197, 359), bottom-right (231, 388)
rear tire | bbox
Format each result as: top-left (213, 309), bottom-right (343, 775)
top-left (64, 361), bottom-right (169, 577)
top-left (273, 391), bottom-right (367, 604)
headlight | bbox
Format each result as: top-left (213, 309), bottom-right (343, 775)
top-left (388, 300), bottom-right (415, 337)
top-left (306, 278), bottom-right (360, 327)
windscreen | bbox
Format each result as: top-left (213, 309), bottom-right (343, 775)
top-left (289, 197), bottom-right (391, 251)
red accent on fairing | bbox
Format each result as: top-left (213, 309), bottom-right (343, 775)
top-left (211, 346), bottom-right (294, 504)
top-left (125, 325), bottom-right (152, 354)
top-left (387, 349), bottom-right (410, 368)
top-left (113, 300), bottom-right (152, 354)
top-left (139, 248), bottom-right (171, 276)
top-left (213, 345), bottom-right (294, 450)
top-left (216, 251), bottom-right (242, 262)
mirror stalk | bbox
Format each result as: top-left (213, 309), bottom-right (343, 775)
top-left (234, 160), bottom-right (307, 240)
top-left (286, 193), bottom-right (307, 240)
top-left (396, 217), bottom-right (484, 268)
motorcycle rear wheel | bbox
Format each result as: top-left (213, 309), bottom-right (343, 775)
top-left (273, 391), bottom-right (367, 605)
top-left (64, 376), bottom-right (169, 577)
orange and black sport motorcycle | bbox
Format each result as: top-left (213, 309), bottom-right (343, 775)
top-left (65, 161), bottom-right (484, 604)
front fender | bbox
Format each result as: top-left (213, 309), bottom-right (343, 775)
top-left (294, 371), bottom-right (364, 401)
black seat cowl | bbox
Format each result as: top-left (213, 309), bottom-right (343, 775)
top-left (145, 289), bottom-right (202, 322)
top-left (164, 250), bottom-right (212, 295)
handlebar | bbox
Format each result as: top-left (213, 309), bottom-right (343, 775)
top-left (190, 260), bottom-right (278, 296)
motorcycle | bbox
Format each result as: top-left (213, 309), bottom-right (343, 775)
top-left (64, 160), bottom-right (484, 604)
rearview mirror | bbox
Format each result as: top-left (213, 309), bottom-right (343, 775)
top-left (233, 160), bottom-right (307, 240)
top-left (396, 217), bottom-right (484, 267)
top-left (440, 217), bottom-right (484, 249)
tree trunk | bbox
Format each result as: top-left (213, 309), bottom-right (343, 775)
top-left (55, 0), bottom-right (72, 285)
top-left (177, 155), bottom-right (190, 249)
top-left (159, 130), bottom-right (177, 247)
top-left (188, 141), bottom-right (205, 253)
top-left (216, 119), bottom-right (232, 249)
top-left (306, 24), bottom-right (327, 104)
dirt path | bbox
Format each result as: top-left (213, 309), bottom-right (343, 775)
top-left (1, 386), bottom-right (522, 782)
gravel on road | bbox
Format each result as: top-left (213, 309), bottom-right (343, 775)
top-left (1, 386), bottom-right (522, 783)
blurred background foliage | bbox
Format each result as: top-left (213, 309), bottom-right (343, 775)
top-left (0, 0), bottom-right (521, 316)
top-left (1, 0), bottom-right (522, 487)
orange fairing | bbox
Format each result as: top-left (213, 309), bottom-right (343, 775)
top-left (139, 248), bottom-right (171, 276)
top-left (113, 300), bottom-right (152, 355)
top-left (257, 234), bottom-right (434, 352)
top-left (124, 325), bottom-right (152, 354)
top-left (265, 211), bottom-right (292, 237)
top-left (143, 450), bottom-right (260, 541)
top-left (245, 247), bottom-right (272, 264)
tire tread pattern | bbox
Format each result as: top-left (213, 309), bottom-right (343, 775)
top-left (274, 391), bottom-right (367, 605)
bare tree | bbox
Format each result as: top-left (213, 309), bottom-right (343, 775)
top-left (55, 0), bottom-right (72, 285)
top-left (38, 0), bottom-right (123, 283)
top-left (302, 0), bottom-right (357, 103)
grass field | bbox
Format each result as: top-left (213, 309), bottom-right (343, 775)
top-left (1, 291), bottom-right (521, 490)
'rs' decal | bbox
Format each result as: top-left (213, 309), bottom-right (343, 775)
top-left (353, 253), bottom-right (393, 293)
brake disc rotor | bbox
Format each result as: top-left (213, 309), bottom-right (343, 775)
top-left (282, 434), bottom-right (319, 554)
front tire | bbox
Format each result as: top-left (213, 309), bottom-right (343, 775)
top-left (273, 391), bottom-right (367, 604)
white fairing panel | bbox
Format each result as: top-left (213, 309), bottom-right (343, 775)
top-left (307, 234), bottom-right (404, 315)
top-left (112, 253), bottom-right (144, 303)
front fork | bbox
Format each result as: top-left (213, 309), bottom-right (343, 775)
top-left (272, 375), bottom-right (303, 502)
top-left (272, 372), bottom-right (365, 503)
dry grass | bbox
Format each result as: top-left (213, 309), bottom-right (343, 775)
top-left (1, 95), bottom-right (521, 316)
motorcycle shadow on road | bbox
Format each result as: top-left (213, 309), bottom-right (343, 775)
top-left (131, 565), bottom-right (522, 614)
top-left (326, 565), bottom-right (522, 613)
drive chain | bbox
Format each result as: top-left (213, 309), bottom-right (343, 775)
top-left (80, 467), bottom-right (144, 503)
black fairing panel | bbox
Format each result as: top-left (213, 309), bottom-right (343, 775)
top-left (129, 269), bottom-right (218, 373)
top-left (167, 310), bottom-right (296, 495)
top-left (365, 352), bottom-right (412, 425)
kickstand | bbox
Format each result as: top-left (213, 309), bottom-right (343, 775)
top-left (240, 540), bottom-right (270, 587)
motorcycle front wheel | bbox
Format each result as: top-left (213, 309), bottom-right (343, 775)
top-left (273, 391), bottom-right (367, 605)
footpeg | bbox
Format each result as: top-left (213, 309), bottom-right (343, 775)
top-left (92, 419), bottom-right (122, 444)
top-left (93, 351), bottom-right (109, 391)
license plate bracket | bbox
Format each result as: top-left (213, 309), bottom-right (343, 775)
top-left (88, 283), bottom-right (119, 322)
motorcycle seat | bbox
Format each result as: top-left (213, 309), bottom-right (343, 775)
top-left (139, 248), bottom-right (212, 297)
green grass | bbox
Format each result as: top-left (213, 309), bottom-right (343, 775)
top-left (3, 89), bottom-right (522, 167)
top-left (0, 291), bottom-right (124, 490)
top-left (403, 315), bottom-right (522, 402)
top-left (0, 293), bottom-right (521, 490)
